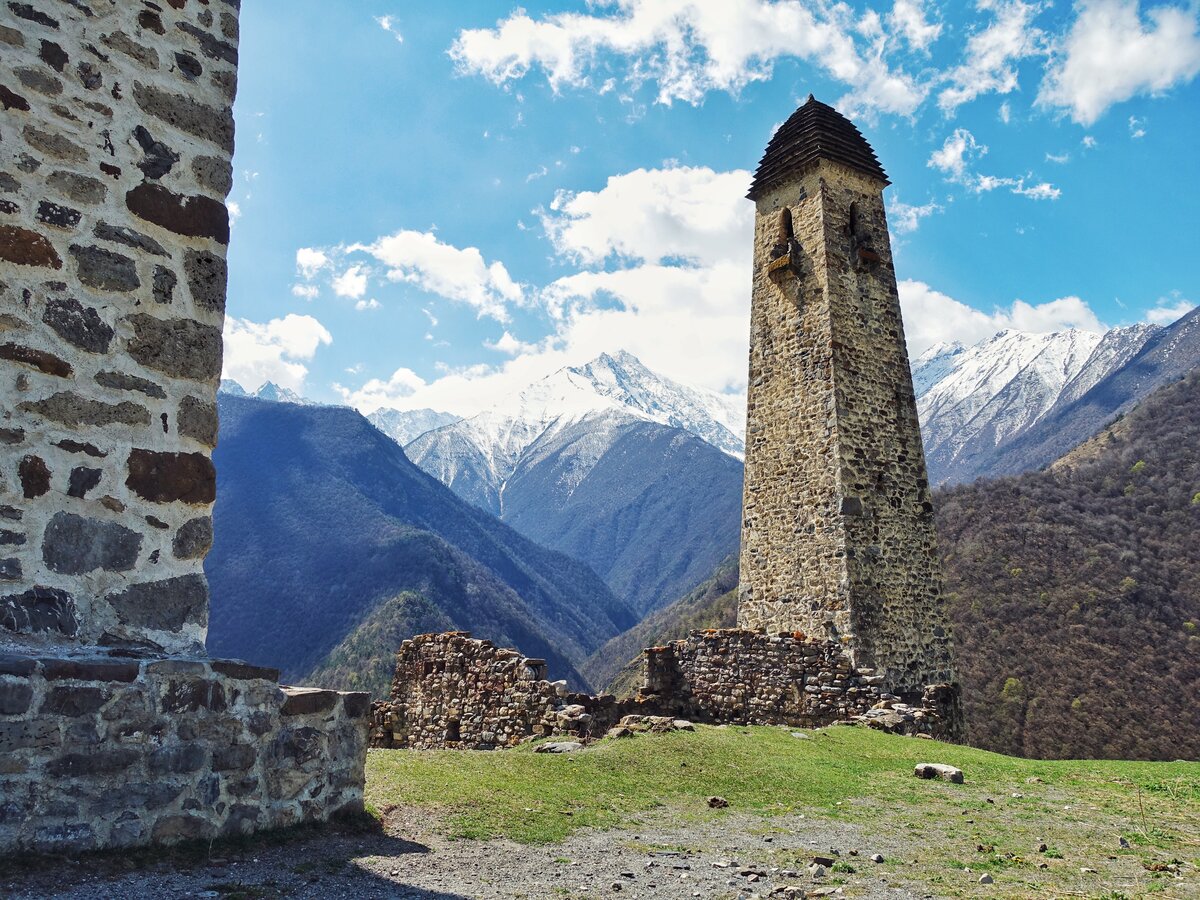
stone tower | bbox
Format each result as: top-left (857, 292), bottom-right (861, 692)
top-left (738, 96), bottom-right (953, 696)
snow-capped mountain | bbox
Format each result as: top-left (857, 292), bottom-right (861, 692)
top-left (914, 324), bottom-right (1162, 484)
top-left (368, 408), bottom-right (460, 447)
top-left (404, 351), bottom-right (745, 615)
top-left (218, 379), bottom-right (320, 406)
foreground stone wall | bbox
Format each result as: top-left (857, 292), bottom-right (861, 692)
top-left (0, 647), bottom-right (370, 852)
top-left (371, 631), bottom-right (962, 750)
top-left (1, 0), bottom-right (237, 653)
top-left (0, 2), bottom-right (373, 855)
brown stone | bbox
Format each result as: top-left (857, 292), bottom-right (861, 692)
top-left (41, 658), bottom-right (140, 682)
top-left (0, 342), bottom-right (72, 377)
top-left (23, 125), bottom-right (85, 162)
top-left (126, 449), bottom-right (216, 504)
top-left (18, 392), bottom-right (150, 428)
top-left (18, 455), bottom-right (51, 498)
top-left (125, 183), bottom-right (229, 244)
top-left (0, 225), bottom-right (62, 268)
top-left (125, 314), bottom-right (221, 380)
top-left (15, 66), bottom-right (61, 96)
top-left (38, 39), bottom-right (68, 72)
top-left (0, 84), bottom-right (30, 111)
top-left (55, 438), bottom-right (105, 457)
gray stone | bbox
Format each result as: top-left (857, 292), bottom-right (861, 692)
top-left (41, 659), bottom-right (141, 682)
top-left (0, 558), bottom-right (21, 581)
top-left (176, 21), bottom-right (237, 64)
top-left (0, 720), bottom-right (59, 753)
top-left (178, 396), bottom-right (217, 446)
top-left (535, 741), bottom-right (584, 754)
top-left (70, 244), bottom-right (140, 293)
top-left (184, 248), bottom-right (226, 313)
top-left (42, 296), bottom-right (114, 353)
top-left (95, 369), bottom-right (167, 398)
top-left (132, 81), bottom-right (234, 153)
top-left (0, 587), bottom-right (77, 636)
top-left (192, 155), bottom-right (232, 195)
top-left (172, 517), bottom-right (212, 560)
top-left (101, 30), bottom-right (159, 68)
top-left (36, 200), bottom-right (81, 229)
top-left (0, 683), bottom-right (33, 715)
top-left (212, 743), bottom-right (256, 771)
top-left (148, 743), bottom-right (206, 774)
top-left (106, 575), bottom-right (209, 633)
top-left (66, 466), bottom-right (101, 498)
top-left (131, 125), bottom-right (178, 179)
top-left (914, 763), bottom-right (964, 784)
top-left (93, 222), bottom-right (168, 256)
top-left (125, 314), bottom-right (221, 380)
top-left (46, 749), bottom-right (139, 777)
top-left (43, 685), bottom-right (109, 716)
top-left (96, 782), bottom-right (183, 815)
top-left (281, 688), bottom-right (338, 716)
top-left (47, 170), bottom-right (106, 204)
top-left (19, 392), bottom-right (150, 428)
top-left (151, 813), bottom-right (214, 843)
top-left (152, 265), bottom-right (176, 304)
top-left (23, 125), bottom-right (85, 163)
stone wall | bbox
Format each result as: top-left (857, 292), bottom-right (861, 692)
top-left (0, 1), bottom-right (372, 855)
top-left (0, 647), bottom-right (370, 853)
top-left (739, 156), bottom-right (954, 696)
top-left (1, 0), bottom-right (236, 654)
top-left (371, 630), bottom-right (962, 750)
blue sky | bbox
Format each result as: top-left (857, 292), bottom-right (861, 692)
top-left (223, 0), bottom-right (1200, 413)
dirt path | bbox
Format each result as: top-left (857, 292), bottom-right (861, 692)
top-left (1, 809), bottom-right (923, 899)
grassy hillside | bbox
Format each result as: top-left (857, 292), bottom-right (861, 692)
top-left (937, 369), bottom-right (1200, 760)
top-left (366, 726), bottom-right (1200, 897)
top-left (581, 552), bottom-right (738, 694)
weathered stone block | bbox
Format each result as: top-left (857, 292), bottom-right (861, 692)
top-left (184, 248), bottom-right (226, 313)
top-left (148, 743), bottom-right (206, 774)
top-left (70, 244), bottom-right (140, 293)
top-left (0, 587), bottom-right (76, 637)
top-left (210, 659), bottom-right (279, 682)
top-left (93, 222), bottom-right (168, 257)
top-left (131, 125), bottom-right (178, 179)
top-left (151, 813), bottom-right (214, 844)
top-left (94, 369), bottom-right (167, 398)
top-left (125, 449), bottom-right (215, 504)
top-left (18, 455), bottom-right (50, 498)
top-left (0, 683), bottom-right (34, 715)
top-left (0, 342), bottom-right (72, 376)
top-left (172, 516), bottom-right (212, 560)
top-left (125, 183), bottom-right (229, 244)
top-left (66, 466), bottom-right (101, 498)
top-left (132, 82), bottom-right (234, 153)
top-left (125, 314), bottom-right (221, 380)
top-left (177, 395), bottom-right (217, 446)
top-left (106, 575), bottom-right (209, 633)
top-left (0, 225), bottom-right (62, 269)
top-left (35, 200), bottom-right (81, 229)
top-left (43, 685), bottom-right (109, 716)
top-left (47, 170), bottom-right (105, 205)
top-left (281, 688), bottom-right (339, 717)
top-left (42, 512), bottom-right (142, 575)
top-left (42, 296), bottom-right (114, 353)
top-left (46, 749), bottom-right (138, 777)
top-left (160, 676), bottom-right (226, 713)
top-left (191, 155), bottom-right (232, 195)
top-left (19, 392), bottom-right (150, 428)
top-left (152, 265), bottom-right (176, 304)
top-left (41, 658), bottom-right (140, 683)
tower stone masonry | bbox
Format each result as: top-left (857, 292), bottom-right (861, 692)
top-left (738, 96), bottom-right (954, 696)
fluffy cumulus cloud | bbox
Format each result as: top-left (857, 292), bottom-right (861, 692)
top-left (938, 0), bottom-right (1046, 113)
top-left (899, 279), bottom-right (1105, 355)
top-left (296, 247), bottom-right (329, 279)
top-left (887, 197), bottom-right (942, 233)
top-left (928, 128), bottom-right (1060, 199)
top-left (348, 230), bottom-right (522, 322)
top-left (1039, 0), bottom-right (1200, 125)
top-left (339, 165), bottom-right (755, 415)
top-left (450, 0), bottom-right (930, 116)
top-left (222, 314), bottom-right (333, 393)
top-left (1144, 294), bottom-right (1195, 325)
top-left (332, 265), bottom-right (368, 299)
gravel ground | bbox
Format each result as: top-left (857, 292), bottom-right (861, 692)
top-left (1, 807), bottom-right (927, 900)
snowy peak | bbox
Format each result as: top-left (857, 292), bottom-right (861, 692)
top-left (916, 324), bottom-right (1163, 484)
top-left (368, 408), bottom-right (461, 447)
top-left (218, 379), bottom-right (319, 406)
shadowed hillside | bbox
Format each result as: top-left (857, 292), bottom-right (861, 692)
top-left (206, 396), bottom-right (635, 689)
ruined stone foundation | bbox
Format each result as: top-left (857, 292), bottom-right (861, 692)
top-left (0, 1), bottom-right (370, 853)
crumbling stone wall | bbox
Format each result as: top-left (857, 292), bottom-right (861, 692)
top-left (0, 1), bottom-right (371, 854)
top-left (371, 630), bottom-right (961, 750)
top-left (739, 119), bottom-right (954, 696)
top-left (1, 0), bottom-right (236, 654)
top-left (0, 649), bottom-right (370, 853)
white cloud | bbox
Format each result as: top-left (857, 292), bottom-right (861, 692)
top-left (332, 265), bottom-right (369, 299)
top-left (998, 100), bottom-right (1012, 122)
top-left (450, 0), bottom-right (929, 116)
top-left (355, 298), bottom-right (382, 311)
top-left (888, 197), bottom-right (942, 233)
top-left (222, 314), bottom-right (333, 393)
top-left (1128, 114), bottom-right (1147, 138)
top-left (899, 279), bottom-right (1105, 356)
top-left (226, 200), bottom-right (242, 224)
top-left (929, 128), bottom-right (1060, 199)
top-left (1082, 134), bottom-right (1098, 148)
top-left (484, 330), bottom-right (539, 355)
top-left (291, 283), bottom-right (319, 300)
top-left (346, 230), bottom-right (522, 322)
top-left (375, 15), bottom-right (403, 42)
top-left (1144, 294), bottom-right (1195, 325)
top-left (888, 0), bottom-right (942, 51)
top-left (1038, 0), bottom-right (1200, 125)
top-left (296, 247), bottom-right (329, 279)
top-left (543, 165), bottom-right (753, 266)
top-left (939, 0), bottom-right (1047, 113)
top-left (1044, 151), bottom-right (1070, 163)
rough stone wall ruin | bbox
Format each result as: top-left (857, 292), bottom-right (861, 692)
top-left (0, 0), bottom-right (371, 854)
top-left (738, 158), bottom-right (954, 696)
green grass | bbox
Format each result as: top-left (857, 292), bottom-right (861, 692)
top-left (366, 725), bottom-right (1200, 897)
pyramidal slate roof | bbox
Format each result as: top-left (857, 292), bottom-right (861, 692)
top-left (747, 95), bottom-right (889, 199)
